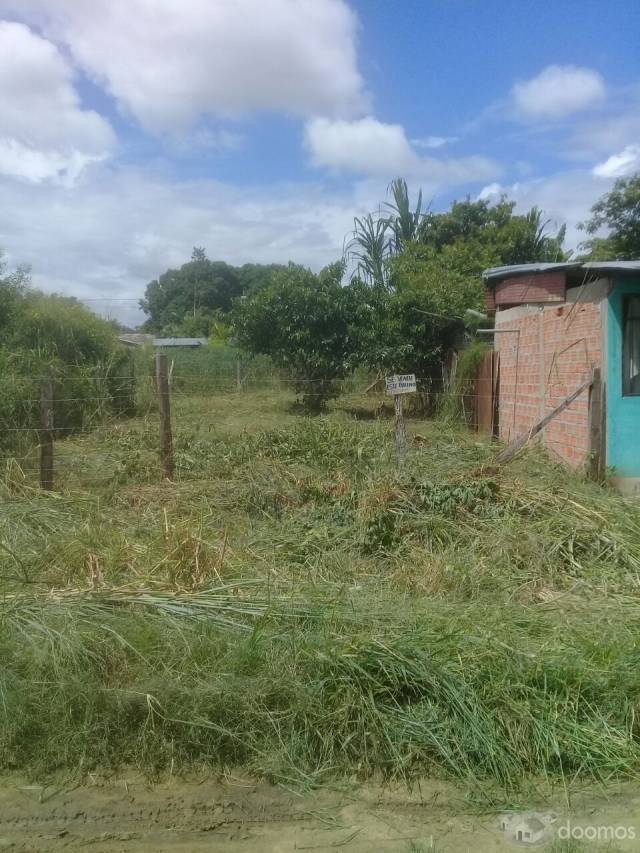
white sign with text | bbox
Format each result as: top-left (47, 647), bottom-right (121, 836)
top-left (385, 374), bottom-right (416, 395)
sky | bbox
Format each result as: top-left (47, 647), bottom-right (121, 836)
top-left (0, 0), bottom-right (639, 325)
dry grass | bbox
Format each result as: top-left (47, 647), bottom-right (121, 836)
top-left (2, 387), bottom-right (640, 793)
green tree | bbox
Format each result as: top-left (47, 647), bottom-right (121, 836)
top-left (347, 184), bottom-right (567, 291)
top-left (348, 213), bottom-right (391, 286)
top-left (0, 255), bottom-right (30, 335)
top-left (236, 262), bottom-right (288, 294)
top-left (140, 249), bottom-right (241, 333)
top-left (385, 177), bottom-right (427, 252)
top-left (419, 197), bottom-right (566, 265)
top-left (378, 243), bottom-right (483, 379)
top-left (234, 262), bottom-right (352, 411)
top-left (140, 251), bottom-right (289, 334)
top-left (579, 173), bottom-right (640, 259)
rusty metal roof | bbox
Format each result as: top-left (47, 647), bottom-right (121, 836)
top-left (482, 262), bottom-right (581, 281)
top-left (483, 260), bottom-right (640, 282)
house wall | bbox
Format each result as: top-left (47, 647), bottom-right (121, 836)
top-left (494, 271), bottom-right (566, 307)
top-left (607, 277), bottom-right (640, 494)
top-left (495, 296), bottom-right (603, 467)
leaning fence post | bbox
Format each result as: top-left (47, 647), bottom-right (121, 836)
top-left (39, 372), bottom-right (54, 490)
top-left (588, 367), bottom-right (603, 480)
top-left (155, 352), bottom-right (174, 479)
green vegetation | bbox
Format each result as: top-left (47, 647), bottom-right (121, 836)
top-left (0, 258), bottom-right (135, 453)
top-left (234, 261), bottom-right (355, 410)
top-left (349, 180), bottom-right (567, 289)
top-left (140, 246), bottom-right (286, 335)
top-left (132, 342), bottom-right (275, 397)
top-left (579, 173), bottom-right (640, 260)
top-left (440, 340), bottom-right (492, 424)
top-left (2, 386), bottom-right (640, 795)
top-left (2, 175), bottom-right (640, 799)
top-left (235, 180), bottom-right (570, 412)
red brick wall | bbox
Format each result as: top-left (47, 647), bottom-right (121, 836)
top-left (494, 271), bottom-right (566, 307)
top-left (495, 301), bottom-right (602, 467)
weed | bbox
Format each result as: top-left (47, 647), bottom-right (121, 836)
top-left (2, 388), bottom-right (640, 792)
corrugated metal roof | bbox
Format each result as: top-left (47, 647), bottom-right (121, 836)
top-left (484, 260), bottom-right (640, 282)
top-left (582, 261), bottom-right (640, 273)
top-left (119, 333), bottom-right (153, 346)
top-left (153, 337), bottom-right (208, 347)
top-left (483, 262), bottom-right (581, 281)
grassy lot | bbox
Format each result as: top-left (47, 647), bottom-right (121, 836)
top-left (2, 386), bottom-right (640, 798)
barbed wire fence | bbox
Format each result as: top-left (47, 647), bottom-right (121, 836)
top-left (0, 353), bottom-right (500, 492)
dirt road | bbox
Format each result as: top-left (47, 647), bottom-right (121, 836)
top-left (1, 774), bottom-right (640, 851)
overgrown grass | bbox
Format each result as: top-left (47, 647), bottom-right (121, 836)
top-left (2, 388), bottom-right (640, 794)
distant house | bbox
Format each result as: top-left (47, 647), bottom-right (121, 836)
top-left (483, 261), bottom-right (640, 494)
top-left (499, 812), bottom-right (552, 845)
top-left (511, 816), bottom-right (546, 844)
top-left (119, 335), bottom-right (207, 348)
top-left (118, 333), bottom-right (154, 347)
top-left (152, 338), bottom-right (208, 348)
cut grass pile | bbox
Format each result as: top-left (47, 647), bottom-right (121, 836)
top-left (2, 388), bottom-right (640, 793)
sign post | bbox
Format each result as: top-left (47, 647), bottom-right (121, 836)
top-left (385, 374), bottom-right (416, 469)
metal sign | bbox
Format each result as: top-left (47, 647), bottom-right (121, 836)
top-left (385, 374), bottom-right (416, 395)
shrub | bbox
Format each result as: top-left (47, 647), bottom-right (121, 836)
top-left (0, 277), bottom-right (136, 453)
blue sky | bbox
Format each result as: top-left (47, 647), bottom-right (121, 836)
top-left (0, 0), bottom-right (638, 324)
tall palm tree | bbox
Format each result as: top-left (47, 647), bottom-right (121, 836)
top-left (385, 177), bottom-right (428, 252)
top-left (348, 212), bottom-right (391, 286)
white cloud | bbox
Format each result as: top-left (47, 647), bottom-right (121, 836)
top-left (477, 182), bottom-right (506, 201)
top-left (305, 116), bottom-right (418, 174)
top-left (0, 21), bottom-right (114, 183)
top-left (512, 65), bottom-right (605, 119)
top-left (592, 144), bottom-right (640, 178)
top-left (412, 135), bottom-right (458, 149)
top-left (0, 165), bottom-right (367, 325)
top-left (0, 159), bottom-right (617, 327)
top-left (3, 0), bottom-right (366, 132)
top-left (305, 116), bottom-right (499, 187)
top-left (478, 170), bottom-right (615, 251)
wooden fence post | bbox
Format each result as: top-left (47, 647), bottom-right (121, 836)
top-left (394, 393), bottom-right (406, 469)
top-left (236, 358), bottom-right (242, 392)
top-left (155, 353), bottom-right (174, 480)
top-left (39, 373), bottom-right (54, 490)
top-left (588, 367), bottom-right (604, 480)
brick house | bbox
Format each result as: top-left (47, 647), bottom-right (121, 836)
top-left (483, 261), bottom-right (640, 494)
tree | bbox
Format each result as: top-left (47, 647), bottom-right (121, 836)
top-left (419, 197), bottom-right (566, 265)
top-left (579, 174), bottom-right (640, 259)
top-left (346, 183), bottom-right (567, 291)
top-left (383, 243), bottom-right (483, 378)
top-left (236, 263), bottom-right (287, 295)
top-left (348, 213), bottom-right (391, 286)
top-left (385, 177), bottom-right (427, 252)
top-left (140, 249), bottom-right (241, 333)
top-left (140, 251), bottom-right (287, 334)
top-left (0, 254), bottom-right (30, 334)
top-left (234, 262), bottom-right (352, 411)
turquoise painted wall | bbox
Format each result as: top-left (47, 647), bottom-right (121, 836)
top-left (607, 278), bottom-right (640, 476)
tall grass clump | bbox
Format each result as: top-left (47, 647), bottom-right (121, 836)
top-left (133, 343), bottom-right (276, 395)
top-left (439, 340), bottom-right (491, 425)
top-left (0, 283), bottom-right (136, 455)
top-left (2, 589), bottom-right (640, 790)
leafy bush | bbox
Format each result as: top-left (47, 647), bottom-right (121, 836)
top-left (0, 264), bottom-right (136, 453)
top-left (235, 262), bottom-right (353, 411)
top-left (440, 340), bottom-right (491, 423)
